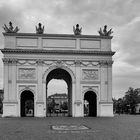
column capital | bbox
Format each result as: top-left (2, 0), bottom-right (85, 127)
top-left (99, 60), bottom-right (113, 67)
top-left (2, 58), bottom-right (18, 65)
top-left (75, 60), bottom-right (81, 67)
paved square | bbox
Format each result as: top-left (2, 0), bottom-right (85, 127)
top-left (0, 115), bottom-right (140, 140)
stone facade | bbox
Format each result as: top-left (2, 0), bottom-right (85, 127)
top-left (1, 32), bottom-right (115, 117)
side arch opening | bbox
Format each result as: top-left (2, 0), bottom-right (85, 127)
top-left (20, 90), bottom-right (34, 117)
top-left (84, 91), bottom-right (97, 117)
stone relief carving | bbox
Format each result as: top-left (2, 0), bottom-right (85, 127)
top-left (18, 68), bottom-right (36, 80)
top-left (82, 69), bottom-right (98, 80)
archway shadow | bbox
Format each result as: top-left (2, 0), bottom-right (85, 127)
top-left (20, 90), bottom-right (34, 117)
top-left (84, 91), bottom-right (97, 117)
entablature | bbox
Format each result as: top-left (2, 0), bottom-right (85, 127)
top-left (2, 57), bottom-right (114, 67)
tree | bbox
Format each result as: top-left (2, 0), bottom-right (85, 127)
top-left (124, 87), bottom-right (140, 114)
top-left (60, 102), bottom-right (68, 110)
top-left (47, 99), bottom-right (56, 115)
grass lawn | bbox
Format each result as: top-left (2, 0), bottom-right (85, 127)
top-left (0, 115), bottom-right (140, 140)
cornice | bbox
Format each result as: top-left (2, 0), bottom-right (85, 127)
top-left (1, 48), bottom-right (115, 56)
top-left (2, 32), bottom-right (113, 39)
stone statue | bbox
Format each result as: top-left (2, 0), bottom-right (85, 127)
top-left (36, 23), bottom-right (44, 34)
top-left (98, 25), bottom-right (113, 36)
top-left (73, 24), bottom-right (82, 35)
top-left (3, 21), bottom-right (19, 33)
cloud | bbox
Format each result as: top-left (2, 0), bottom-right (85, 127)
top-left (47, 79), bottom-right (67, 96)
top-left (0, 0), bottom-right (140, 99)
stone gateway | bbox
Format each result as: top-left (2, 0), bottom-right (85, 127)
top-left (1, 23), bottom-right (115, 117)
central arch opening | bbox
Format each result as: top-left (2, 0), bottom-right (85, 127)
top-left (84, 91), bottom-right (97, 117)
top-left (46, 68), bottom-right (72, 117)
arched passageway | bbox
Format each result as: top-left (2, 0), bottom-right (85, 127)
top-left (84, 91), bottom-right (97, 117)
top-left (46, 68), bottom-right (72, 117)
top-left (20, 90), bottom-right (34, 117)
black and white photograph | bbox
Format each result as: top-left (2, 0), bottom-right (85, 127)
top-left (0, 0), bottom-right (140, 139)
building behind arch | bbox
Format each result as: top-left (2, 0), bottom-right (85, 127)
top-left (1, 25), bottom-right (115, 117)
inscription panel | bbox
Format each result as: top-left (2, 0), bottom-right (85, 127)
top-left (80, 39), bottom-right (100, 49)
top-left (82, 69), bottom-right (98, 80)
top-left (16, 38), bottom-right (38, 47)
top-left (18, 68), bottom-right (36, 80)
top-left (43, 38), bottom-right (76, 48)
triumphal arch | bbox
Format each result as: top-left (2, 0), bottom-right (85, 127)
top-left (1, 22), bottom-right (115, 117)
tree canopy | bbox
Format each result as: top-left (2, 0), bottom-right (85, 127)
top-left (113, 87), bottom-right (140, 114)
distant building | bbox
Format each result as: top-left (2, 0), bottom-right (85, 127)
top-left (48, 93), bottom-right (68, 105)
top-left (47, 93), bottom-right (68, 112)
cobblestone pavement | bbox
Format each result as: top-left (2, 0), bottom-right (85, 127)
top-left (0, 115), bottom-right (140, 140)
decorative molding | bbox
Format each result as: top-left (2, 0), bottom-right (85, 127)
top-left (80, 81), bottom-right (100, 84)
top-left (19, 85), bottom-right (36, 98)
top-left (82, 86), bottom-right (99, 99)
top-left (16, 80), bottom-right (37, 84)
top-left (36, 59), bottom-right (44, 65)
top-left (82, 69), bottom-right (98, 80)
top-left (107, 60), bottom-right (114, 67)
top-left (81, 61), bottom-right (99, 67)
top-left (18, 60), bottom-right (36, 65)
top-left (1, 48), bottom-right (115, 56)
top-left (75, 60), bottom-right (81, 67)
top-left (3, 58), bottom-right (113, 68)
top-left (42, 64), bottom-right (76, 83)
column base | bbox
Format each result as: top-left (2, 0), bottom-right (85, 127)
top-left (2, 102), bottom-right (18, 117)
top-left (99, 102), bottom-right (114, 117)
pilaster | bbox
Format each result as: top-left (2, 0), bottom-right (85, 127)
top-left (107, 61), bottom-right (113, 102)
top-left (36, 60), bottom-right (43, 101)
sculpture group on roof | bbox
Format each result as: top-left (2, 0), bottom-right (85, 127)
top-left (98, 25), bottom-right (113, 36)
top-left (73, 24), bottom-right (82, 35)
top-left (36, 23), bottom-right (44, 34)
top-left (3, 21), bottom-right (19, 33)
top-left (2, 22), bottom-right (113, 37)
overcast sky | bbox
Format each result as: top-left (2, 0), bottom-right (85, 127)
top-left (0, 0), bottom-right (140, 99)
